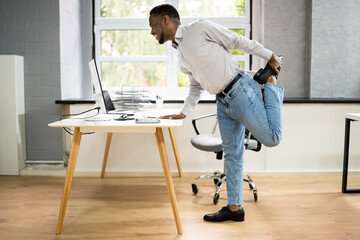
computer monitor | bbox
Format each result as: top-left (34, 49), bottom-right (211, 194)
top-left (88, 59), bottom-right (116, 114)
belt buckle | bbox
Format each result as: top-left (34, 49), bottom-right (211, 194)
top-left (217, 90), bottom-right (226, 98)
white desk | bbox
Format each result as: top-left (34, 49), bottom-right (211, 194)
top-left (49, 115), bottom-right (183, 234)
top-left (342, 113), bottom-right (360, 193)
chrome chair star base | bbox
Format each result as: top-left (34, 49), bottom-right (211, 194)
top-left (190, 114), bottom-right (260, 205)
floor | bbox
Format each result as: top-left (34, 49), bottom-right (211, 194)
top-left (0, 174), bottom-right (359, 240)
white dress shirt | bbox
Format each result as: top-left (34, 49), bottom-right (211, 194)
top-left (173, 19), bottom-right (273, 116)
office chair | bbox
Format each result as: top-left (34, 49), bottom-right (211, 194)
top-left (190, 113), bottom-right (261, 204)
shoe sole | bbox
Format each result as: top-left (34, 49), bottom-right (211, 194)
top-left (203, 216), bottom-right (245, 222)
top-left (253, 63), bottom-right (277, 85)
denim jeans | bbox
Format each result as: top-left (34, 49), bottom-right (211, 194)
top-left (216, 72), bottom-right (284, 205)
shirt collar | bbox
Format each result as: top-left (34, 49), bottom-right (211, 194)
top-left (172, 25), bottom-right (183, 49)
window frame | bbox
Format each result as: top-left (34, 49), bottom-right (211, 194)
top-left (94, 0), bottom-right (251, 100)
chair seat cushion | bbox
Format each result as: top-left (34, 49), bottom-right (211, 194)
top-left (191, 134), bottom-right (223, 152)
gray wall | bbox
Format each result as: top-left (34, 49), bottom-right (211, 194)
top-left (60, 0), bottom-right (93, 100)
top-left (0, 0), bottom-right (62, 160)
top-left (265, 0), bottom-right (360, 99)
top-left (264, 0), bottom-right (308, 98)
top-left (0, 0), bottom-right (92, 162)
top-left (311, 0), bottom-right (360, 98)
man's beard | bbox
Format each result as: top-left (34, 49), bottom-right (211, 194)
top-left (158, 33), bottom-right (165, 44)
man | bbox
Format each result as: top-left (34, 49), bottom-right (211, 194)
top-left (149, 4), bottom-right (283, 222)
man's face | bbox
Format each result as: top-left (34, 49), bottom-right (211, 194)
top-left (149, 15), bottom-right (165, 44)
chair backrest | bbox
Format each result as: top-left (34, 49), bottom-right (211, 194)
top-left (244, 129), bottom-right (261, 152)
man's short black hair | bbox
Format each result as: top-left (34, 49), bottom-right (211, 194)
top-left (150, 4), bottom-right (180, 21)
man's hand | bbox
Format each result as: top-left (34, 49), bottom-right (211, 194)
top-left (159, 113), bottom-right (186, 119)
top-left (268, 53), bottom-right (283, 75)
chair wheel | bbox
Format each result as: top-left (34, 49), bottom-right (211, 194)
top-left (214, 179), bottom-right (219, 185)
top-left (213, 193), bottom-right (219, 205)
top-left (192, 184), bottom-right (198, 194)
top-left (254, 192), bottom-right (258, 202)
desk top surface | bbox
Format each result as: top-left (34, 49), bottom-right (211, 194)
top-left (49, 109), bottom-right (184, 129)
top-left (345, 113), bottom-right (360, 121)
top-left (48, 117), bottom-right (183, 128)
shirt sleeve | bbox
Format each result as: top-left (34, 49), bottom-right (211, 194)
top-left (200, 20), bottom-right (273, 61)
top-left (180, 74), bottom-right (204, 116)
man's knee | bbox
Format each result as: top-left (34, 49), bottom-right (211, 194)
top-left (262, 133), bottom-right (281, 147)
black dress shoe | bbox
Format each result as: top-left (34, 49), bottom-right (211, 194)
top-left (203, 206), bottom-right (245, 222)
top-left (253, 62), bottom-right (277, 85)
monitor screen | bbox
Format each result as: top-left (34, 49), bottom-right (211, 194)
top-left (102, 90), bottom-right (115, 111)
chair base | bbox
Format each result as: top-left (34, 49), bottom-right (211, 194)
top-left (191, 172), bottom-right (258, 204)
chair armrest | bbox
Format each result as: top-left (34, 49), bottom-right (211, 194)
top-left (192, 113), bottom-right (217, 135)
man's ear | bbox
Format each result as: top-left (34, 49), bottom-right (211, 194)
top-left (162, 15), bottom-right (170, 26)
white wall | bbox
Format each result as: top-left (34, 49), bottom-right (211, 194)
top-left (64, 103), bottom-right (360, 175)
top-left (266, 104), bottom-right (360, 172)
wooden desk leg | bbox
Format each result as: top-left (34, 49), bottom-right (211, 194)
top-left (57, 127), bottom-right (82, 234)
top-left (155, 128), bottom-right (183, 235)
top-left (168, 127), bottom-right (183, 177)
top-left (101, 132), bottom-right (113, 178)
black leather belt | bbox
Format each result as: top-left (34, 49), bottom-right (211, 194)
top-left (216, 72), bottom-right (243, 98)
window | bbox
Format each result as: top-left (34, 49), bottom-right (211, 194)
top-left (94, 0), bottom-right (250, 100)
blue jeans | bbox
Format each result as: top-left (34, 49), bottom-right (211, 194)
top-left (216, 72), bottom-right (284, 205)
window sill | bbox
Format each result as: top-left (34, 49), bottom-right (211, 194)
top-left (55, 99), bottom-right (96, 104)
top-left (55, 98), bottom-right (360, 105)
top-left (157, 98), bottom-right (360, 104)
